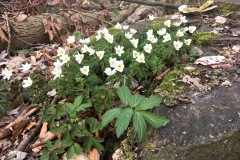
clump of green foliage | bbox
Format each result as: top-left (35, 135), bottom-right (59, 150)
top-left (192, 32), bottom-right (220, 46)
top-left (219, 3), bottom-right (238, 15)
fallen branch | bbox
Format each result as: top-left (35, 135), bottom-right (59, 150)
top-left (120, 0), bottom-right (180, 9)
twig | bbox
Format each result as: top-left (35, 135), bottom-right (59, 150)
top-left (120, 0), bottom-right (180, 9)
top-left (110, 3), bottom-right (139, 25)
top-left (155, 68), bottom-right (171, 81)
top-left (17, 117), bottom-right (43, 151)
top-left (4, 12), bottom-right (11, 54)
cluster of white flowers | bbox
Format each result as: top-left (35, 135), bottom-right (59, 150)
top-left (146, 29), bottom-right (158, 43)
top-left (104, 57), bottom-right (125, 76)
top-left (1, 62), bottom-right (32, 88)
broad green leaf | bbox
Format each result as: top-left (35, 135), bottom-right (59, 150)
top-left (56, 105), bottom-right (67, 117)
top-left (117, 86), bottom-right (132, 105)
top-left (76, 103), bottom-right (92, 112)
top-left (86, 117), bottom-right (97, 133)
top-left (140, 111), bottom-right (169, 128)
top-left (133, 111), bottom-right (147, 141)
top-left (129, 94), bottom-right (146, 108)
top-left (115, 108), bottom-right (133, 138)
top-left (66, 103), bottom-right (75, 113)
top-left (91, 137), bottom-right (104, 151)
top-left (50, 124), bottom-right (67, 133)
top-left (74, 95), bottom-right (83, 107)
top-left (137, 94), bottom-right (163, 110)
top-left (40, 150), bottom-right (50, 160)
top-left (73, 143), bottom-right (81, 155)
top-left (100, 107), bottom-right (123, 129)
top-left (53, 139), bottom-right (61, 148)
top-left (45, 141), bottom-right (52, 148)
top-left (66, 145), bottom-right (75, 160)
top-left (61, 139), bottom-right (73, 147)
top-left (53, 148), bottom-right (65, 154)
top-left (83, 137), bottom-right (91, 153)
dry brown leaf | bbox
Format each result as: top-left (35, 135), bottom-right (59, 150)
top-left (0, 139), bottom-right (12, 150)
top-left (0, 26), bottom-right (9, 43)
top-left (32, 144), bottom-right (44, 153)
top-left (21, 122), bottom-right (37, 136)
top-left (62, 153), bottom-right (89, 160)
top-left (210, 63), bottom-right (232, 68)
top-left (182, 75), bottom-right (208, 91)
top-left (15, 13), bottom-right (28, 22)
top-left (88, 148), bottom-right (100, 160)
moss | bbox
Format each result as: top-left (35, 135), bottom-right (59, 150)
top-left (192, 32), bottom-right (220, 46)
top-left (219, 3), bottom-right (238, 15)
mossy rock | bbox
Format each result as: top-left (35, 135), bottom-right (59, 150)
top-left (140, 82), bottom-right (240, 160)
top-left (192, 32), bottom-right (220, 46)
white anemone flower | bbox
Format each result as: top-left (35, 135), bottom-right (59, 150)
top-left (96, 34), bottom-right (101, 41)
top-left (53, 60), bottom-right (63, 68)
top-left (176, 30), bottom-right (184, 37)
top-left (180, 16), bottom-right (188, 23)
top-left (79, 38), bottom-right (90, 44)
top-left (1, 68), bottom-right (12, 80)
top-left (189, 26), bottom-right (197, 33)
top-left (146, 29), bottom-right (153, 37)
top-left (74, 53), bottom-right (84, 64)
top-left (147, 34), bottom-right (154, 42)
top-left (157, 28), bottom-right (167, 36)
top-left (163, 33), bottom-right (171, 42)
top-left (173, 41), bottom-right (183, 50)
top-left (96, 51), bottom-right (105, 60)
top-left (88, 47), bottom-right (95, 55)
top-left (109, 57), bottom-right (117, 68)
top-left (123, 25), bottom-right (129, 30)
top-left (104, 67), bottom-right (116, 76)
top-left (125, 32), bottom-right (133, 39)
top-left (60, 54), bottom-right (70, 64)
top-left (164, 20), bottom-right (171, 27)
top-left (130, 38), bottom-right (139, 48)
top-left (20, 63), bottom-right (31, 72)
top-left (174, 22), bottom-right (182, 27)
top-left (148, 14), bottom-right (155, 21)
top-left (184, 39), bottom-right (192, 45)
top-left (132, 50), bottom-right (140, 58)
top-left (80, 66), bottom-right (89, 76)
top-left (104, 33), bottom-right (114, 43)
top-left (183, 27), bottom-right (189, 32)
top-left (114, 60), bottom-right (124, 72)
top-left (23, 77), bottom-right (33, 88)
top-left (151, 37), bottom-right (158, 43)
top-left (115, 45), bottom-right (124, 57)
top-left (101, 28), bottom-right (109, 34)
top-left (81, 44), bottom-right (89, 53)
top-left (57, 47), bottom-right (66, 56)
top-left (67, 35), bottom-right (75, 44)
top-left (136, 53), bottom-right (145, 63)
top-left (52, 67), bottom-right (62, 80)
top-left (144, 44), bottom-right (152, 53)
top-left (114, 23), bottom-right (122, 30)
top-left (130, 28), bottom-right (137, 35)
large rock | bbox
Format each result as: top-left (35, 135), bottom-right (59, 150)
top-left (139, 82), bottom-right (240, 160)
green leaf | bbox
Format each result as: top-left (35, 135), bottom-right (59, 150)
top-left (133, 111), bottom-right (147, 141)
top-left (53, 148), bottom-right (65, 154)
top-left (91, 137), bottom-right (104, 151)
top-left (73, 143), bottom-right (81, 155)
top-left (117, 86), bottom-right (132, 105)
top-left (50, 124), bottom-right (67, 133)
top-left (73, 31), bottom-right (84, 40)
top-left (53, 139), bottom-right (61, 148)
top-left (74, 95), bottom-right (83, 107)
top-left (100, 107), bottom-right (123, 129)
top-left (45, 141), bottom-right (52, 148)
top-left (86, 117), bottom-right (97, 133)
top-left (66, 103), bottom-right (75, 112)
top-left (115, 108), bottom-right (133, 138)
top-left (83, 137), bottom-right (91, 153)
top-left (76, 103), bottom-right (92, 112)
top-left (140, 111), bottom-right (169, 128)
top-left (61, 139), bottom-right (73, 147)
top-left (137, 94), bottom-right (163, 110)
top-left (129, 94), bottom-right (146, 108)
top-left (66, 145), bottom-right (75, 160)
top-left (40, 150), bottom-right (50, 160)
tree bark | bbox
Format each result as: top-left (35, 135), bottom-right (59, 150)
top-left (0, 12), bottom-right (108, 51)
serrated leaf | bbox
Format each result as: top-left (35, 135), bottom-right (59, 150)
top-left (53, 139), bottom-right (61, 148)
top-left (74, 95), bottom-right (83, 107)
top-left (117, 86), bottom-right (132, 105)
top-left (40, 150), bottom-right (50, 160)
top-left (61, 139), bottom-right (73, 147)
top-left (66, 145), bottom-right (75, 160)
top-left (50, 124), bottom-right (67, 133)
top-left (76, 103), bottom-right (91, 112)
top-left (45, 141), bottom-right (52, 148)
top-left (91, 137), bottom-right (104, 151)
top-left (66, 103), bottom-right (75, 112)
top-left (140, 111), bottom-right (169, 128)
top-left (137, 94), bottom-right (163, 110)
top-left (100, 107), bottom-right (123, 129)
top-left (73, 143), bottom-right (81, 155)
top-left (133, 111), bottom-right (147, 141)
top-left (53, 148), bottom-right (65, 154)
top-left (129, 94), bottom-right (146, 108)
top-left (73, 31), bottom-right (84, 41)
top-left (86, 117), bottom-right (97, 133)
top-left (83, 137), bottom-right (91, 153)
top-left (115, 108), bottom-right (133, 138)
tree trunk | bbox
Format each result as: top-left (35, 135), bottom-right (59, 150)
top-left (0, 12), bottom-right (107, 51)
